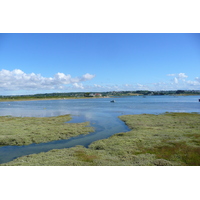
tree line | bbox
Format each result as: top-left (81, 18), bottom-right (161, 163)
top-left (1, 90), bottom-right (200, 100)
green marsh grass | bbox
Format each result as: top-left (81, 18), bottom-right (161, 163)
top-left (1, 112), bottom-right (200, 166)
top-left (0, 115), bottom-right (94, 146)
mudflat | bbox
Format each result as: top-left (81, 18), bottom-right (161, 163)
top-left (1, 112), bottom-right (200, 166)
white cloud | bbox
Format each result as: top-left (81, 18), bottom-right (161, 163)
top-left (177, 73), bottom-right (188, 79)
top-left (136, 83), bottom-right (149, 90)
top-left (167, 74), bottom-right (176, 76)
top-left (186, 77), bottom-right (200, 86)
top-left (165, 73), bottom-right (200, 90)
top-left (0, 69), bottom-right (95, 91)
top-left (124, 84), bottom-right (132, 87)
top-left (174, 77), bottom-right (178, 84)
top-left (167, 72), bottom-right (189, 85)
top-left (195, 77), bottom-right (200, 82)
top-left (82, 73), bottom-right (96, 81)
top-left (1, 70), bottom-right (199, 94)
top-left (167, 73), bottom-right (188, 79)
top-left (94, 84), bottom-right (102, 88)
top-left (73, 83), bottom-right (84, 89)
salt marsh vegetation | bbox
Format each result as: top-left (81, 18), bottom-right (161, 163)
top-left (0, 115), bottom-right (94, 146)
top-left (1, 112), bottom-right (200, 166)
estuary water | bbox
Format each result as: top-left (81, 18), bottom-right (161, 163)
top-left (0, 95), bottom-right (200, 164)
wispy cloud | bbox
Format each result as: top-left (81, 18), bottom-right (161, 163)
top-left (72, 83), bottom-right (84, 89)
top-left (186, 77), bottom-right (200, 86)
top-left (1, 70), bottom-right (199, 94)
top-left (167, 73), bottom-right (188, 78)
top-left (167, 73), bottom-right (188, 84)
top-left (66, 72), bottom-right (200, 92)
top-left (82, 73), bottom-right (200, 91)
top-left (0, 69), bottom-right (95, 91)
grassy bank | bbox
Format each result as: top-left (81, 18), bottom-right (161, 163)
top-left (0, 96), bottom-right (109, 102)
top-left (1, 112), bottom-right (200, 166)
top-left (0, 115), bottom-right (94, 146)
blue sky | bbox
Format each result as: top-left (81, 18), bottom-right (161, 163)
top-left (0, 33), bottom-right (200, 95)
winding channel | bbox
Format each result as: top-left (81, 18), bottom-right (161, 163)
top-left (0, 95), bottom-right (200, 164)
top-left (0, 99), bottom-right (131, 164)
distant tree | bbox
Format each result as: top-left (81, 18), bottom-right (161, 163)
top-left (176, 90), bottom-right (185, 94)
top-left (84, 93), bottom-right (90, 97)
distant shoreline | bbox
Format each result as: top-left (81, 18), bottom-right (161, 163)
top-left (0, 96), bottom-right (111, 102)
top-left (0, 94), bottom-right (199, 103)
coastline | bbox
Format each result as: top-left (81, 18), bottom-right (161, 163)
top-left (0, 96), bottom-right (111, 102)
top-left (1, 93), bottom-right (199, 103)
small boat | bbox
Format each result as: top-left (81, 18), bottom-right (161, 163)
top-left (199, 99), bottom-right (200, 102)
top-left (110, 100), bottom-right (115, 103)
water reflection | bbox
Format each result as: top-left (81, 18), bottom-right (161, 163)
top-left (0, 111), bottom-right (130, 164)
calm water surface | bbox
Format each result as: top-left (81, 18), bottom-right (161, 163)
top-left (0, 95), bottom-right (200, 164)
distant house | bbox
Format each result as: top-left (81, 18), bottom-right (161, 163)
top-left (95, 93), bottom-right (102, 97)
top-left (84, 93), bottom-right (102, 97)
top-left (89, 93), bottom-right (95, 97)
